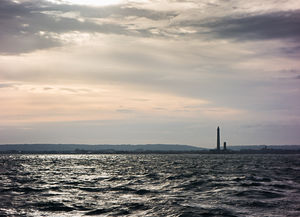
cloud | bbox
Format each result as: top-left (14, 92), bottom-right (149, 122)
top-left (0, 0), bottom-right (177, 54)
top-left (1, 0), bottom-right (300, 54)
top-left (116, 109), bottom-right (135, 113)
top-left (280, 45), bottom-right (300, 58)
top-left (200, 10), bottom-right (300, 42)
top-left (1, 33), bottom-right (299, 115)
top-left (0, 83), bottom-right (15, 88)
top-left (0, 0), bottom-right (59, 53)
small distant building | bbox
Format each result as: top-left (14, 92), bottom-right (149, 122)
top-left (223, 142), bottom-right (227, 151)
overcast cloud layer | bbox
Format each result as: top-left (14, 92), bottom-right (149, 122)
top-left (0, 0), bottom-right (299, 147)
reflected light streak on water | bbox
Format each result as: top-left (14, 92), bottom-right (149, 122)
top-left (0, 154), bottom-right (300, 216)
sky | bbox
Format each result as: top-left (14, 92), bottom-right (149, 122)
top-left (0, 0), bottom-right (300, 147)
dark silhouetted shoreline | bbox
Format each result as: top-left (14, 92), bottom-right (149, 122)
top-left (0, 144), bottom-right (299, 154)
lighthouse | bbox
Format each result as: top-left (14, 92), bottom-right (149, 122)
top-left (217, 126), bottom-right (220, 151)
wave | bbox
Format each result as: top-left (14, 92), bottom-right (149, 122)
top-left (0, 154), bottom-right (299, 216)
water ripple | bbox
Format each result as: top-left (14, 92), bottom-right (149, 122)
top-left (0, 154), bottom-right (299, 216)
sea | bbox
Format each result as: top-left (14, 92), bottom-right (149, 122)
top-left (0, 154), bottom-right (299, 217)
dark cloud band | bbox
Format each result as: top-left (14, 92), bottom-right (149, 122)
top-left (200, 10), bottom-right (300, 42)
top-left (1, 0), bottom-right (299, 54)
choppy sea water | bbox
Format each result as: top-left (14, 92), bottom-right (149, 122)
top-left (0, 154), bottom-right (300, 217)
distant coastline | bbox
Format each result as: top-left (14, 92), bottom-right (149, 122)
top-left (0, 144), bottom-right (299, 154)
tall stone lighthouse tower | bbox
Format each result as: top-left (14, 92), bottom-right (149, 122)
top-left (217, 126), bottom-right (220, 151)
